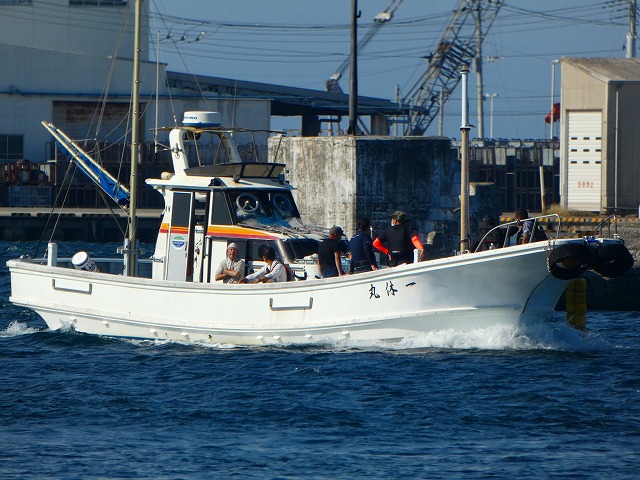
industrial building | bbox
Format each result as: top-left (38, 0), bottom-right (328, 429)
top-left (3, 1), bottom-right (631, 232)
top-left (0, 0), bottom-right (402, 210)
top-left (560, 57), bottom-right (640, 213)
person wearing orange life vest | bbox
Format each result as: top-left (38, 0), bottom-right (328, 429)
top-left (373, 211), bottom-right (426, 267)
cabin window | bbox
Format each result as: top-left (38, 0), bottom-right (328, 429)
top-left (171, 193), bottom-right (192, 227)
top-left (249, 240), bottom-right (271, 262)
top-left (232, 191), bottom-right (267, 220)
top-left (268, 191), bottom-right (297, 219)
top-left (284, 239), bottom-right (320, 260)
top-left (211, 191), bottom-right (233, 225)
top-left (230, 190), bottom-right (298, 222)
top-left (181, 133), bottom-right (240, 166)
top-left (193, 193), bottom-right (208, 228)
top-left (248, 240), bottom-right (286, 262)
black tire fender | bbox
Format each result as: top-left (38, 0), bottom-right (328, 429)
top-left (548, 243), bottom-right (595, 280)
top-left (591, 243), bottom-right (634, 278)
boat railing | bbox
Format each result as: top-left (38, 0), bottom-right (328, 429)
top-left (19, 256), bottom-right (153, 278)
top-left (473, 214), bottom-right (561, 252)
top-left (593, 214), bottom-right (618, 239)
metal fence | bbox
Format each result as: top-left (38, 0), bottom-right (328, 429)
top-left (8, 186), bottom-right (52, 207)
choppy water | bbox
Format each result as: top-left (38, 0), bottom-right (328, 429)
top-left (1, 242), bottom-right (639, 479)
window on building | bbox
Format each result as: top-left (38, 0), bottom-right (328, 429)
top-left (0, 135), bottom-right (24, 162)
top-left (0, 0), bottom-right (32, 5)
top-left (69, 1), bottom-right (127, 6)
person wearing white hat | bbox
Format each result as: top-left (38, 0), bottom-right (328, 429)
top-left (214, 243), bottom-right (245, 283)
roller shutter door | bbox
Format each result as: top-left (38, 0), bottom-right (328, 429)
top-left (567, 111), bottom-right (602, 211)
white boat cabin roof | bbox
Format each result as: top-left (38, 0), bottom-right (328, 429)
top-left (146, 162), bottom-right (294, 192)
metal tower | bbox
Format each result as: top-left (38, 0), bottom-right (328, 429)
top-left (402, 0), bottom-right (502, 136)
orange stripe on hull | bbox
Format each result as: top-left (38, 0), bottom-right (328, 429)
top-left (157, 223), bottom-right (280, 240)
top-left (207, 226), bottom-right (280, 240)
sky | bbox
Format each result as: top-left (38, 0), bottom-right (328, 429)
top-left (148, 0), bottom-right (633, 139)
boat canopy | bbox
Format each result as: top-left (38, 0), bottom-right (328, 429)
top-left (185, 163), bottom-right (287, 179)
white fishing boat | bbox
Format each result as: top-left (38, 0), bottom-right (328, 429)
top-left (6, 1), bottom-right (634, 345)
top-left (7, 107), bottom-right (634, 344)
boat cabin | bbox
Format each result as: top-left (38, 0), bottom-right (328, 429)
top-left (148, 112), bottom-right (324, 283)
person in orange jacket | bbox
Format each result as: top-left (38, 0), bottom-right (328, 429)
top-left (373, 211), bottom-right (426, 267)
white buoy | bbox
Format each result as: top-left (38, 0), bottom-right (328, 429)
top-left (71, 251), bottom-right (98, 272)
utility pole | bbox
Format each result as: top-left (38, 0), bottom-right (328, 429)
top-left (347, 0), bottom-right (359, 135)
top-left (627, 0), bottom-right (637, 58)
top-left (475, 3), bottom-right (484, 138)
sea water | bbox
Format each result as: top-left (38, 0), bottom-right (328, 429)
top-left (1, 242), bottom-right (639, 479)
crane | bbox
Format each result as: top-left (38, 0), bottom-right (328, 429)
top-left (402, 0), bottom-right (502, 136)
top-left (325, 0), bottom-right (404, 93)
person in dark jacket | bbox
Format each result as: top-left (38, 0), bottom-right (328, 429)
top-left (349, 218), bottom-right (378, 274)
top-left (317, 225), bottom-right (347, 278)
top-left (470, 215), bottom-right (504, 252)
top-left (373, 211), bottom-right (426, 267)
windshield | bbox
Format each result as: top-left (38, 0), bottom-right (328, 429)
top-left (231, 190), bottom-right (300, 224)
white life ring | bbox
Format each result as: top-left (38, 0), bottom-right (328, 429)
top-left (271, 193), bottom-right (292, 217)
top-left (236, 193), bottom-right (259, 214)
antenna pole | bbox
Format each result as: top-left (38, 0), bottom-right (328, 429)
top-left (125, 0), bottom-right (142, 277)
top-left (347, 0), bottom-right (358, 135)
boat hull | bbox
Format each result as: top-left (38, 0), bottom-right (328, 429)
top-left (8, 240), bottom-right (578, 345)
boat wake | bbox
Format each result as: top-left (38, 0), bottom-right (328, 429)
top-left (1, 318), bottom-right (612, 353)
top-left (120, 319), bottom-right (612, 354)
top-left (0, 320), bottom-right (41, 337)
top-left (385, 321), bottom-right (611, 353)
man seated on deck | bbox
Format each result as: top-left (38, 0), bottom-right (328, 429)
top-left (240, 247), bottom-right (287, 284)
top-left (214, 243), bottom-right (245, 283)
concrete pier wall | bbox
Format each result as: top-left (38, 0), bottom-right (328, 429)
top-left (270, 135), bottom-right (481, 255)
